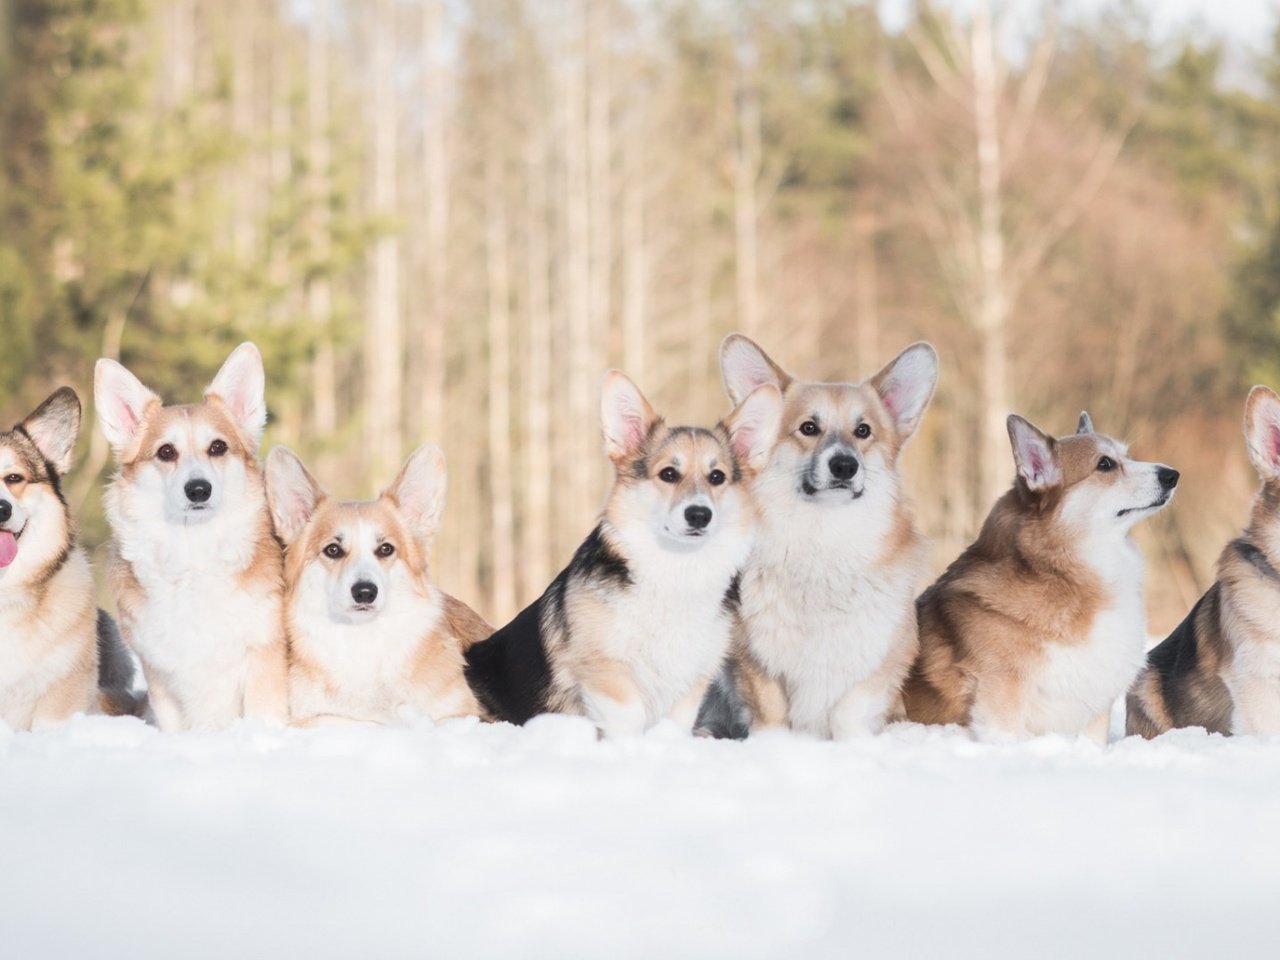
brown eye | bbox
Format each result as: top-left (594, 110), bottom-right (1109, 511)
top-left (375, 542), bottom-right (395, 558)
top-left (208, 439), bottom-right (228, 457)
top-left (156, 444), bottom-right (178, 462)
top-left (4, 474), bottom-right (23, 485)
top-left (708, 469), bottom-right (726, 486)
top-left (1097, 456), bottom-right (1116, 472)
top-left (854, 423), bottom-right (872, 440)
top-left (323, 542), bottom-right (344, 559)
top-left (659, 467), bottom-right (680, 483)
top-left (799, 420), bottom-right (820, 437)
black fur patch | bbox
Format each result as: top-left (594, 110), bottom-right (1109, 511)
top-left (721, 573), bottom-right (742, 617)
top-left (1230, 538), bottom-right (1280, 583)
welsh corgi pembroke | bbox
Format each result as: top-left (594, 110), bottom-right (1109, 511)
top-left (464, 370), bottom-right (782, 737)
top-left (96, 343), bottom-right (288, 731)
top-left (704, 336), bottom-right (938, 739)
top-left (0, 387), bottom-right (141, 729)
top-left (904, 412), bottom-right (1178, 742)
top-left (267, 444), bottom-right (491, 726)
top-left (1128, 386), bottom-right (1280, 737)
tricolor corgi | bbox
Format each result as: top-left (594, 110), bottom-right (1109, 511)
top-left (703, 336), bottom-right (938, 739)
top-left (267, 444), bottom-right (491, 726)
top-left (1128, 386), bottom-right (1280, 737)
top-left (904, 412), bottom-right (1178, 742)
top-left (0, 387), bottom-right (141, 729)
top-left (96, 343), bottom-right (288, 731)
top-left (464, 370), bottom-right (782, 737)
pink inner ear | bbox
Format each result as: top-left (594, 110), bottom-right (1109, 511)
top-left (732, 424), bottom-right (756, 462)
top-left (1024, 441), bottom-right (1047, 479)
top-left (622, 411), bottom-right (646, 451)
top-left (1269, 422), bottom-right (1280, 467)
top-left (880, 383), bottom-right (903, 419)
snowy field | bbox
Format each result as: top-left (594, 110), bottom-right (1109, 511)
top-left (1, 713), bottom-right (1276, 960)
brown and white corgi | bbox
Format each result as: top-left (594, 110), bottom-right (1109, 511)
top-left (904, 412), bottom-right (1179, 742)
top-left (702, 336), bottom-right (938, 739)
top-left (1128, 386), bottom-right (1280, 737)
top-left (465, 370), bottom-right (782, 737)
top-left (266, 444), bottom-right (491, 726)
top-left (95, 343), bottom-right (288, 731)
top-left (0, 387), bottom-right (141, 729)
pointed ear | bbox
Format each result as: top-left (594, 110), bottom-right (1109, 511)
top-left (720, 334), bottom-right (793, 406)
top-left (95, 358), bottom-right (161, 453)
top-left (384, 444), bottom-right (447, 543)
top-left (1077, 411), bottom-right (1095, 435)
top-left (601, 370), bottom-right (658, 463)
top-left (722, 384), bottom-right (783, 474)
top-left (870, 342), bottom-right (938, 442)
top-left (20, 387), bottom-right (82, 475)
top-left (205, 342), bottom-right (267, 447)
top-left (265, 446), bottom-right (326, 545)
top-left (1245, 385), bottom-right (1280, 480)
top-left (1007, 415), bottom-right (1062, 492)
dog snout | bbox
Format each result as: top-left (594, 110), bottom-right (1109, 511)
top-left (351, 581), bottom-right (378, 606)
top-left (0, 500), bottom-right (10, 524)
top-left (184, 478), bottom-right (213, 504)
top-left (1157, 467), bottom-right (1180, 491)
top-left (684, 504), bottom-right (713, 530)
top-left (829, 454), bottom-right (859, 482)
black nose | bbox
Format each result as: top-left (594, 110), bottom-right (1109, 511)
top-left (685, 505), bottom-right (713, 530)
top-left (1158, 467), bottom-right (1180, 491)
top-left (829, 454), bottom-right (859, 482)
top-left (184, 478), bottom-right (213, 504)
top-left (0, 500), bottom-right (10, 523)
top-left (351, 581), bottom-right (378, 605)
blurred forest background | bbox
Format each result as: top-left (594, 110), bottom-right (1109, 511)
top-left (2, 0), bottom-right (1280, 628)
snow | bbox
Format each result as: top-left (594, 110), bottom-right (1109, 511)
top-left (1, 713), bottom-right (1276, 959)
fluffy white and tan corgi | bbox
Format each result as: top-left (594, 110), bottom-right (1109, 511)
top-left (465, 370), bottom-right (782, 737)
top-left (702, 336), bottom-right (938, 740)
top-left (904, 412), bottom-right (1179, 742)
top-left (267, 444), bottom-right (491, 726)
top-left (1128, 386), bottom-right (1280, 737)
top-left (96, 343), bottom-right (288, 731)
top-left (0, 387), bottom-right (141, 729)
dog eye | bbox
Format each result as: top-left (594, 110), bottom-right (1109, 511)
top-left (323, 542), bottom-right (345, 559)
top-left (708, 469), bottom-right (726, 486)
top-left (208, 439), bottom-right (228, 457)
top-left (1097, 456), bottom-right (1116, 472)
top-left (4, 473), bottom-right (23, 485)
top-left (156, 444), bottom-right (178, 462)
top-left (854, 423), bottom-right (872, 440)
top-left (799, 420), bottom-right (820, 437)
top-left (375, 542), bottom-right (395, 558)
top-left (658, 467), bottom-right (680, 483)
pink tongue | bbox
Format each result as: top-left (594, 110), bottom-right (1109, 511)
top-left (0, 531), bottom-right (17, 568)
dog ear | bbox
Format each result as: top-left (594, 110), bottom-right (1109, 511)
top-left (206, 342), bottom-right (267, 448)
top-left (720, 334), bottom-right (793, 406)
top-left (266, 446), bottom-right (326, 545)
top-left (385, 444), bottom-right (447, 544)
top-left (1245, 385), bottom-right (1280, 480)
top-left (20, 387), bottom-right (81, 476)
top-left (722, 384), bottom-right (782, 474)
top-left (1077, 411), bottom-right (1095, 435)
top-left (1007, 414), bottom-right (1062, 492)
top-left (601, 370), bottom-right (658, 464)
top-left (871, 342), bottom-right (939, 442)
top-left (95, 359), bottom-right (161, 453)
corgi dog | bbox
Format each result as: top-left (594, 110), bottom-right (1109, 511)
top-left (703, 336), bottom-right (938, 739)
top-left (266, 444), bottom-right (491, 726)
top-left (96, 343), bottom-right (288, 731)
top-left (464, 370), bottom-right (782, 737)
top-left (1128, 386), bottom-right (1280, 737)
top-left (903, 412), bottom-right (1179, 742)
top-left (1, 387), bottom-right (141, 729)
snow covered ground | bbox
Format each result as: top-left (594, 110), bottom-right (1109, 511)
top-left (1, 713), bottom-right (1276, 960)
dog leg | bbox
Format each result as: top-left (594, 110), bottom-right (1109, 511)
top-left (29, 666), bottom-right (96, 729)
top-left (1228, 674), bottom-right (1280, 736)
top-left (668, 677), bottom-right (711, 732)
top-left (828, 678), bottom-right (894, 740)
top-left (144, 675), bottom-right (186, 732)
top-left (579, 664), bottom-right (647, 738)
top-left (242, 640), bottom-right (289, 727)
top-left (1085, 710), bottom-right (1111, 745)
top-left (737, 656), bottom-right (788, 731)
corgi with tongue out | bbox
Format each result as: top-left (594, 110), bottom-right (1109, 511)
top-left (1, 388), bottom-right (143, 730)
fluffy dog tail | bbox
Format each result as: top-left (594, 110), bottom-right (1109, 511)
top-left (694, 661), bottom-right (751, 740)
top-left (96, 610), bottom-right (148, 718)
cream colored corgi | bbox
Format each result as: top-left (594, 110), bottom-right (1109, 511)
top-left (1128, 386), bottom-right (1280, 737)
top-left (465, 371), bottom-right (782, 737)
top-left (267, 444), bottom-right (491, 726)
top-left (905, 412), bottom-right (1178, 742)
top-left (0, 387), bottom-right (141, 729)
top-left (704, 336), bottom-right (938, 739)
top-left (96, 343), bottom-right (288, 731)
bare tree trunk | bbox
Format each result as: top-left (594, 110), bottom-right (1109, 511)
top-left (853, 197), bottom-right (879, 370)
top-left (419, 0), bottom-right (449, 441)
top-left (622, 147), bottom-right (646, 384)
top-left (523, 131), bottom-right (553, 598)
top-left (733, 33), bottom-right (762, 340)
top-left (308, 0), bottom-right (336, 448)
top-left (231, 0), bottom-right (254, 259)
